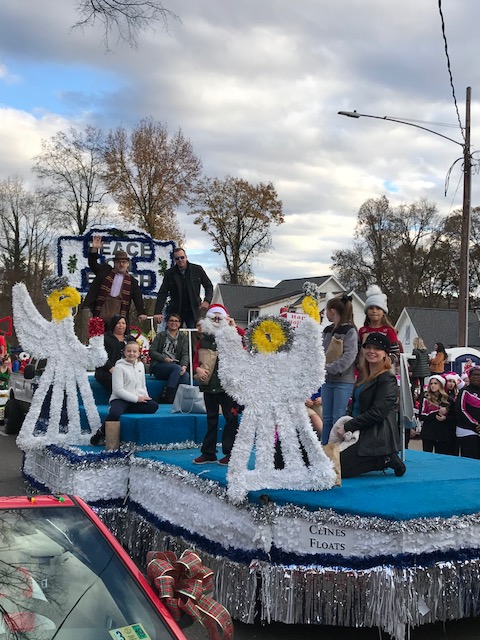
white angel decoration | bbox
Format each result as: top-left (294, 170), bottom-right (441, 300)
top-left (215, 283), bottom-right (337, 504)
top-left (12, 276), bottom-right (107, 450)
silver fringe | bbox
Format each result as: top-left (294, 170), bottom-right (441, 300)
top-left (95, 507), bottom-right (480, 640)
top-left (97, 507), bottom-right (258, 623)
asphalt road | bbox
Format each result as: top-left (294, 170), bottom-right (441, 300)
top-left (0, 428), bottom-right (28, 494)
top-left (2, 429), bottom-right (480, 639)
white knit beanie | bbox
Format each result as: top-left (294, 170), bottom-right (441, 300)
top-left (364, 285), bottom-right (388, 314)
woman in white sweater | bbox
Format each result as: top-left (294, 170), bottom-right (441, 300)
top-left (90, 340), bottom-right (158, 444)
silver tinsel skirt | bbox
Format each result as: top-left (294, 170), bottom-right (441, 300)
top-left (96, 506), bottom-right (480, 640)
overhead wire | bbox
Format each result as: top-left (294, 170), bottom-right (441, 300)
top-left (394, 117), bottom-right (460, 130)
top-left (437, 0), bottom-right (465, 141)
top-left (445, 168), bottom-right (463, 215)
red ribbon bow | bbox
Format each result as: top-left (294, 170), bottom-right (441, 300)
top-left (146, 549), bottom-right (233, 640)
top-left (88, 316), bottom-right (105, 338)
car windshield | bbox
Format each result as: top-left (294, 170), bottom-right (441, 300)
top-left (0, 506), bottom-right (178, 639)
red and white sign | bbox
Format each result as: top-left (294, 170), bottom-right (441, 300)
top-left (280, 311), bottom-right (307, 328)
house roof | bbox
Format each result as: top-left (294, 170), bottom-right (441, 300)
top-left (399, 307), bottom-right (480, 349)
top-left (273, 276), bottom-right (331, 291)
top-left (215, 275), bottom-right (346, 323)
top-left (215, 284), bottom-right (274, 323)
top-left (244, 288), bottom-right (305, 308)
top-left (247, 276), bottom-right (343, 308)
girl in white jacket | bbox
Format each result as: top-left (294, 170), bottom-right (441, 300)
top-left (90, 340), bottom-right (158, 444)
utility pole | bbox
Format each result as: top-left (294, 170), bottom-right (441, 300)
top-left (338, 88), bottom-right (472, 346)
top-left (458, 86), bottom-right (471, 346)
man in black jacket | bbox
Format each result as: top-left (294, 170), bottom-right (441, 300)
top-left (82, 234), bottom-right (147, 326)
top-left (154, 247), bottom-right (213, 328)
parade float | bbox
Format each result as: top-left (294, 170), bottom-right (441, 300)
top-left (12, 273), bottom-right (480, 640)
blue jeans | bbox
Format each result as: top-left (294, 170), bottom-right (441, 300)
top-left (151, 362), bottom-right (190, 388)
top-left (321, 381), bottom-right (354, 445)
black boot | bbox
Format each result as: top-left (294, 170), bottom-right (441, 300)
top-left (90, 427), bottom-right (105, 446)
top-left (385, 452), bottom-right (406, 477)
top-left (158, 387), bottom-right (176, 404)
top-left (156, 387), bottom-right (167, 403)
top-left (164, 386), bottom-right (176, 404)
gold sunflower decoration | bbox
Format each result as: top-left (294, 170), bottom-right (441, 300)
top-left (302, 282), bottom-right (321, 323)
top-left (245, 316), bottom-right (294, 355)
top-left (301, 295), bottom-right (320, 323)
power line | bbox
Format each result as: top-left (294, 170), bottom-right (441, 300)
top-left (394, 117), bottom-right (460, 129)
top-left (437, 0), bottom-right (465, 141)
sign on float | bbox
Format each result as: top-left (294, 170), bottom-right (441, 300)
top-left (56, 228), bottom-right (175, 298)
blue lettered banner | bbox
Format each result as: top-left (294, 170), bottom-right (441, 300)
top-left (57, 227), bottom-right (175, 298)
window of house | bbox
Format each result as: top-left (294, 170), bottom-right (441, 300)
top-left (405, 325), bottom-right (411, 348)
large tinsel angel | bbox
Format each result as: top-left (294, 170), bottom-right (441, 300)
top-left (12, 276), bottom-right (107, 450)
top-left (215, 283), bottom-right (337, 503)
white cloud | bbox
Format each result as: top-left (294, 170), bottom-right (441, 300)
top-left (0, 108), bottom-right (70, 182)
top-left (0, 0), bottom-right (479, 287)
top-left (0, 63), bottom-right (21, 85)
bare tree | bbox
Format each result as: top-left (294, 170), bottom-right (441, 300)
top-left (189, 176), bottom-right (284, 284)
top-left (33, 125), bottom-right (108, 235)
top-left (331, 196), bottom-right (459, 320)
top-left (0, 177), bottom-right (54, 318)
top-left (104, 118), bottom-right (202, 242)
top-left (73, 0), bottom-right (179, 48)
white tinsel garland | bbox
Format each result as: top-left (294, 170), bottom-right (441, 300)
top-left (24, 448), bottom-right (129, 500)
top-left (215, 315), bottom-right (336, 504)
top-left (12, 283), bottom-right (107, 450)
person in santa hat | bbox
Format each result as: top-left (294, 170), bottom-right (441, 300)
top-left (444, 372), bottom-right (463, 398)
top-left (419, 374), bottom-right (456, 456)
top-left (193, 303), bottom-right (243, 466)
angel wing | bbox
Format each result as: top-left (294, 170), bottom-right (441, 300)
top-left (12, 283), bottom-right (51, 357)
top-left (215, 325), bottom-right (252, 402)
top-left (288, 316), bottom-right (326, 393)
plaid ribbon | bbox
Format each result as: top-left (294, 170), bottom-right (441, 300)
top-left (146, 549), bottom-right (233, 640)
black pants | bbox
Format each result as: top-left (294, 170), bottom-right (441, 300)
top-left (458, 435), bottom-right (480, 459)
top-left (95, 369), bottom-right (112, 392)
top-left (411, 377), bottom-right (427, 399)
top-left (340, 441), bottom-right (386, 478)
top-left (106, 398), bottom-right (158, 421)
top-left (422, 439), bottom-right (455, 455)
top-left (180, 309), bottom-right (196, 329)
top-left (201, 391), bottom-right (239, 458)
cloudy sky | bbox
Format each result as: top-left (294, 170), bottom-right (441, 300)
top-left (1, 0), bottom-right (480, 287)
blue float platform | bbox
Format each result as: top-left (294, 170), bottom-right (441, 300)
top-left (132, 447), bottom-right (480, 520)
top-left (80, 375), bottom-right (225, 446)
top-left (20, 374), bottom-right (480, 640)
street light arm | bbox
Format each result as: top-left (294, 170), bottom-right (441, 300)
top-left (338, 110), bottom-right (464, 148)
top-left (339, 86), bottom-right (472, 346)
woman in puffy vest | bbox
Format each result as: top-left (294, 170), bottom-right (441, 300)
top-left (409, 336), bottom-right (430, 397)
top-left (321, 294), bottom-right (358, 445)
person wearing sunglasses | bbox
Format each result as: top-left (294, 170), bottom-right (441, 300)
top-left (154, 247), bottom-right (213, 328)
